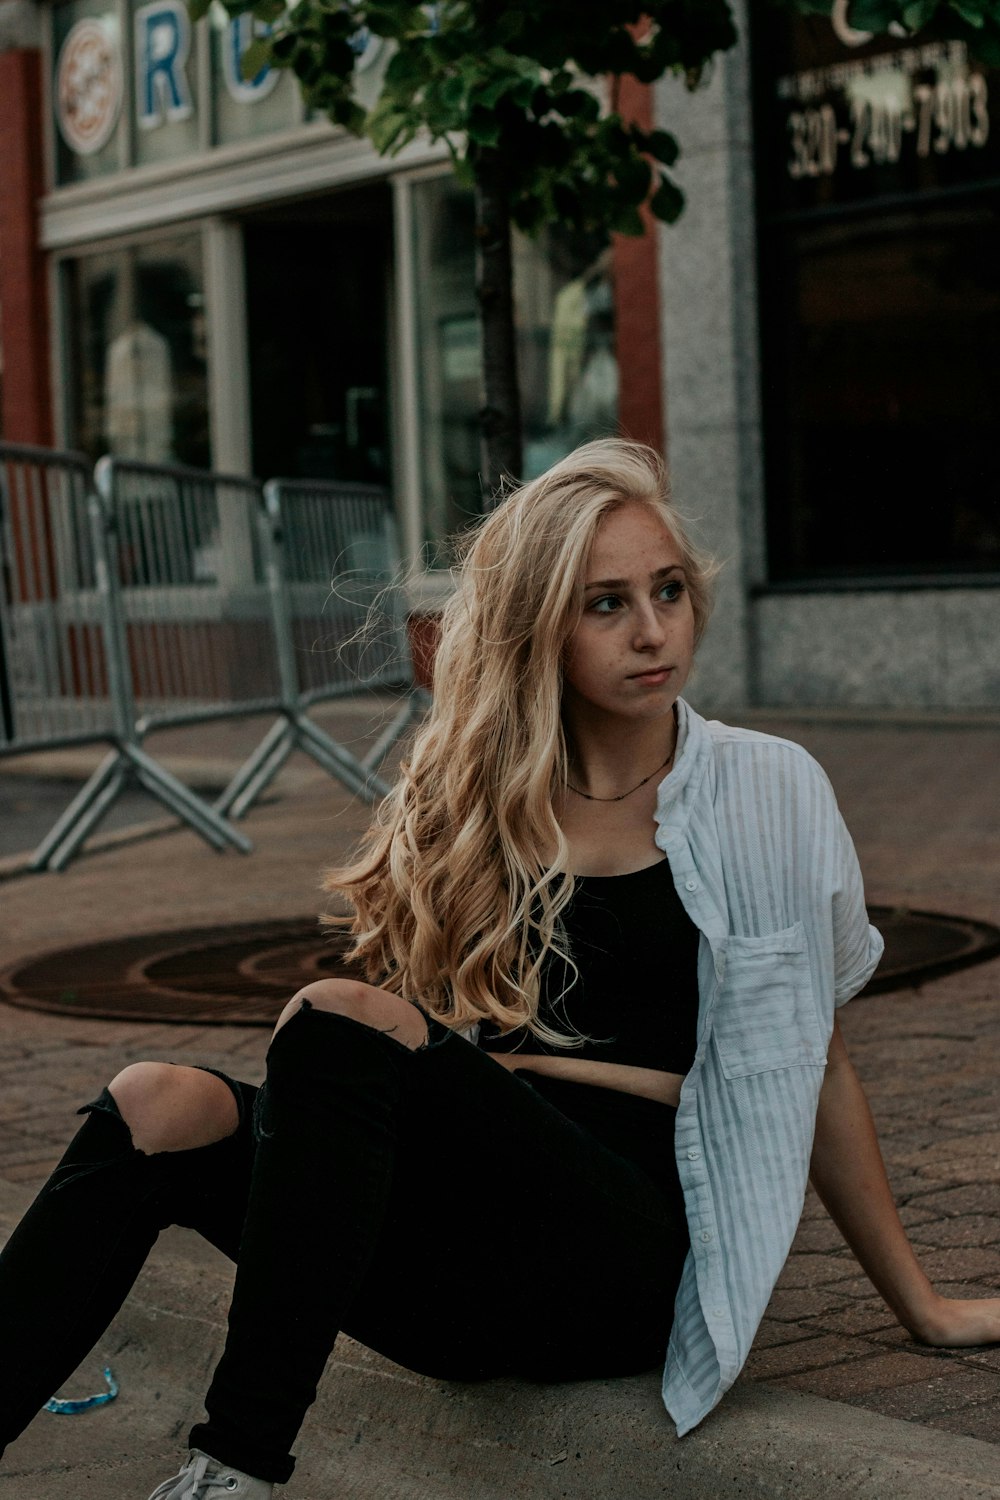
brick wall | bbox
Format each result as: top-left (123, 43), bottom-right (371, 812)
top-left (0, 48), bottom-right (53, 444)
top-left (612, 74), bottom-right (664, 455)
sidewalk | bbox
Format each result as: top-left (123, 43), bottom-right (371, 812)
top-left (1, 702), bottom-right (999, 1496)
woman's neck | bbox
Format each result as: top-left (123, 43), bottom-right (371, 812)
top-left (564, 709), bottom-right (678, 802)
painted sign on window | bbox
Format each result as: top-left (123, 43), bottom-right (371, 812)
top-left (134, 0), bottom-right (194, 129)
top-left (55, 15), bottom-right (124, 155)
top-left (755, 7), bottom-right (1000, 214)
top-left (51, 0), bottom-right (386, 179)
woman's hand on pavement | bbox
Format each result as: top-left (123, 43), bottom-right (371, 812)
top-left (912, 1294), bottom-right (1000, 1347)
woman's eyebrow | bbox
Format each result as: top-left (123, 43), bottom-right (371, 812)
top-left (584, 564), bottom-right (685, 590)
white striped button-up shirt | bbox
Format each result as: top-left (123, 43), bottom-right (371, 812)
top-left (656, 700), bottom-right (884, 1434)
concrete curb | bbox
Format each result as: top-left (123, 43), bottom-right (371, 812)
top-left (3, 1186), bottom-right (999, 1500)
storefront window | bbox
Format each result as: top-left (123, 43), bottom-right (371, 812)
top-left (64, 233), bottom-right (210, 468)
top-left (754, 10), bottom-right (1000, 579)
top-left (410, 175), bottom-right (617, 568)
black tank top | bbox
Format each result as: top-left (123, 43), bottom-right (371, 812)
top-left (477, 858), bottom-right (699, 1074)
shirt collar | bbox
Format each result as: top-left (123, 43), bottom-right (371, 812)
top-left (653, 698), bottom-right (712, 840)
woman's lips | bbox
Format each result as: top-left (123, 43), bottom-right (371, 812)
top-left (629, 667), bottom-right (672, 684)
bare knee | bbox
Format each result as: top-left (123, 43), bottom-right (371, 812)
top-left (108, 1062), bottom-right (239, 1154)
top-left (272, 978), bottom-right (428, 1051)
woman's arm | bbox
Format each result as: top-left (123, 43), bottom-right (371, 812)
top-left (809, 1018), bottom-right (1000, 1346)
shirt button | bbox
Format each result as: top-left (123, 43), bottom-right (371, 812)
top-left (700, 1230), bottom-right (713, 1243)
top-left (684, 878), bottom-right (699, 892)
top-left (713, 1307), bottom-right (726, 1320)
top-left (686, 1148), bottom-right (701, 1160)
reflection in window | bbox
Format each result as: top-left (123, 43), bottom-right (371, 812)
top-left (64, 234), bottom-right (209, 467)
top-left (519, 236), bottom-right (617, 481)
top-left (411, 176), bottom-right (618, 568)
top-left (761, 207), bottom-right (1000, 577)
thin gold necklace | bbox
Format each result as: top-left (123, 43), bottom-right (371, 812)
top-left (567, 746), bottom-right (675, 803)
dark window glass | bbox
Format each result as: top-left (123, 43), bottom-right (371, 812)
top-left (243, 185), bottom-right (393, 487)
top-left (64, 235), bottom-right (209, 468)
top-left (753, 11), bottom-right (1000, 580)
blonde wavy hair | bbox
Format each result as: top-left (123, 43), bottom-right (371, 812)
top-left (323, 438), bottom-right (717, 1040)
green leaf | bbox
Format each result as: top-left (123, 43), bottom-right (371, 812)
top-left (439, 72), bottom-right (468, 111)
top-left (365, 3), bottom-right (426, 38)
top-left (949, 0), bottom-right (986, 25)
top-left (492, 9), bottom-right (525, 47)
top-left (646, 128), bottom-right (679, 166)
top-left (251, 0), bottom-right (285, 21)
top-left (616, 153), bottom-right (653, 204)
top-left (367, 98), bottom-right (412, 150)
top-left (333, 97), bottom-right (368, 134)
top-left (384, 45), bottom-right (427, 91)
top-left (477, 72), bottom-right (522, 109)
top-left (317, 7), bottom-right (356, 38)
top-left (611, 203), bottom-right (645, 236)
top-left (451, 152), bottom-right (475, 188)
top-left (650, 174), bottom-right (685, 224)
top-left (269, 30), bottom-right (297, 61)
top-left (467, 106), bottom-right (501, 146)
top-left (902, 0), bottom-right (938, 27)
top-left (240, 36), bottom-right (272, 79)
top-left (557, 88), bottom-right (600, 122)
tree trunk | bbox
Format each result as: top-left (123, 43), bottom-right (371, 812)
top-left (472, 150), bottom-right (523, 505)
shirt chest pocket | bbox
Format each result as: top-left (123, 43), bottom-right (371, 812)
top-left (711, 922), bottom-right (827, 1080)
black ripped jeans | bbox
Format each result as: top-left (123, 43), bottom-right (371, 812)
top-left (0, 1002), bottom-right (689, 1485)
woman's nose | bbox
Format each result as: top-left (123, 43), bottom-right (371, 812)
top-left (632, 603), bottom-right (668, 649)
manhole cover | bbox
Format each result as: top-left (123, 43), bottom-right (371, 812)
top-left (0, 906), bottom-right (997, 1026)
top-left (862, 906), bottom-right (1000, 995)
top-left (0, 920), bottom-right (360, 1025)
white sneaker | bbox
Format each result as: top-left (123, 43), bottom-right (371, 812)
top-left (146, 1449), bottom-right (274, 1499)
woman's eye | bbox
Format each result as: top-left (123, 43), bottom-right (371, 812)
top-left (589, 595), bottom-right (622, 615)
top-left (658, 581), bottom-right (684, 603)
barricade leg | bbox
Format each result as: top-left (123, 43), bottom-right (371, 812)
top-left (125, 744), bottom-right (252, 854)
top-left (44, 761), bottom-right (130, 872)
top-left (215, 689), bottom-right (429, 820)
top-left (29, 751), bottom-right (124, 872)
top-left (294, 714), bottom-right (393, 804)
top-left (30, 744), bottom-right (253, 871)
top-left (215, 716), bottom-right (295, 821)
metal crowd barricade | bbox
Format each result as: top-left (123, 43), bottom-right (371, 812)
top-left (96, 456), bottom-right (282, 733)
top-left (0, 443), bottom-right (111, 758)
top-left (216, 478), bottom-right (429, 818)
top-left (81, 453), bottom-right (305, 860)
top-left (0, 440), bottom-right (133, 871)
top-left (0, 444), bottom-right (252, 870)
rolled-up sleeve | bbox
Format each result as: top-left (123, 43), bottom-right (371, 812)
top-left (831, 808), bottom-right (884, 1006)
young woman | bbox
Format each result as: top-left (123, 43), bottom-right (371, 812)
top-left (1, 440), bottom-right (998, 1499)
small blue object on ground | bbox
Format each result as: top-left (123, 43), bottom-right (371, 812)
top-left (44, 1368), bottom-right (118, 1414)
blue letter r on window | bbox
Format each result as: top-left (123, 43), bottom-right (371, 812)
top-left (135, 0), bottom-right (193, 129)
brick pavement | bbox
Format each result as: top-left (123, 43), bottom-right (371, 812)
top-left (1, 706), bottom-right (999, 1450)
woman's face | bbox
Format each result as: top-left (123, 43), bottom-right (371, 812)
top-left (562, 502), bottom-right (695, 733)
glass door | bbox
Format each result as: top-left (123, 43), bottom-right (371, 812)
top-left (243, 183), bottom-right (393, 485)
